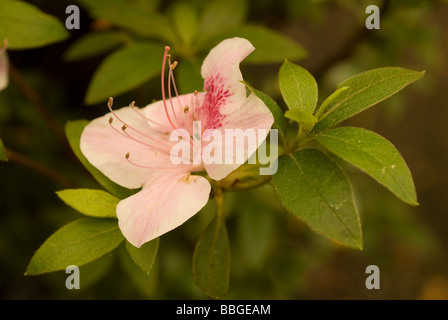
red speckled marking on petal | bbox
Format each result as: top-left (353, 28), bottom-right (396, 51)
top-left (198, 73), bottom-right (232, 131)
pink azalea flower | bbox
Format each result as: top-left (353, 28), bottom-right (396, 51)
top-left (80, 38), bottom-right (274, 247)
top-left (0, 39), bottom-right (9, 91)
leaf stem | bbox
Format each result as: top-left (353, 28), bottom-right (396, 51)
top-left (8, 62), bottom-right (67, 147)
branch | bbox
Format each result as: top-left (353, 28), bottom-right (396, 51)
top-left (5, 148), bottom-right (77, 188)
top-left (8, 62), bottom-right (67, 146)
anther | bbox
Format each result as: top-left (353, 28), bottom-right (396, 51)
top-left (129, 101), bottom-right (135, 108)
top-left (121, 124), bottom-right (128, 131)
top-left (109, 117), bottom-right (113, 124)
top-left (184, 105), bottom-right (189, 114)
top-left (171, 61), bottom-right (178, 70)
top-left (194, 90), bottom-right (198, 97)
top-left (108, 97), bottom-right (113, 108)
top-left (125, 152), bottom-right (130, 159)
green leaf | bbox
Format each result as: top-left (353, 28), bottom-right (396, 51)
top-left (243, 82), bottom-right (287, 143)
top-left (63, 31), bottom-right (129, 62)
top-left (176, 58), bottom-right (203, 93)
top-left (118, 243), bottom-right (157, 298)
top-left (284, 109), bottom-right (317, 131)
top-left (77, 0), bottom-right (160, 12)
top-left (125, 239), bottom-right (159, 275)
top-left (56, 188), bottom-right (120, 218)
top-left (315, 86), bottom-right (349, 119)
top-left (0, 137), bottom-right (7, 162)
top-left (196, 0), bottom-right (247, 45)
top-left (26, 218), bottom-right (124, 275)
top-left (315, 127), bottom-right (418, 205)
top-left (273, 149), bottom-right (362, 249)
top-left (228, 25), bottom-right (307, 64)
top-left (193, 216), bottom-right (230, 298)
top-left (279, 60), bottom-right (318, 113)
top-left (65, 120), bottom-right (134, 199)
top-left (85, 42), bottom-right (162, 105)
top-left (314, 67), bottom-right (425, 132)
top-left (171, 3), bottom-right (198, 46)
top-left (0, 0), bottom-right (69, 50)
top-left (83, 2), bottom-right (176, 43)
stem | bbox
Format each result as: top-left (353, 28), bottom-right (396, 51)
top-left (214, 188), bottom-right (224, 221)
top-left (5, 148), bottom-right (76, 188)
top-left (8, 63), bottom-right (67, 146)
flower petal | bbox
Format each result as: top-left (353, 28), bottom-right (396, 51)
top-left (80, 105), bottom-right (188, 189)
top-left (144, 92), bottom-right (204, 133)
top-left (0, 39), bottom-right (9, 91)
top-left (117, 172), bottom-right (211, 247)
top-left (200, 37), bottom-right (254, 116)
top-left (203, 92), bottom-right (274, 180)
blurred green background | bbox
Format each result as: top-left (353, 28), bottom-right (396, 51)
top-left (1, 0), bottom-right (448, 299)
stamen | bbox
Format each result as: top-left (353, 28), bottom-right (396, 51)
top-left (108, 116), bottom-right (127, 138)
top-left (161, 46), bottom-right (177, 129)
top-left (168, 58), bottom-right (184, 127)
top-left (128, 100), bottom-right (165, 129)
top-left (125, 152), bottom-right (182, 169)
top-left (120, 124), bottom-right (171, 153)
top-left (167, 57), bottom-right (180, 127)
top-left (107, 97), bottom-right (168, 149)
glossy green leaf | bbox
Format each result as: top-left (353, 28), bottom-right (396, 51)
top-left (86, 42), bottom-right (162, 105)
top-left (125, 239), bottom-right (159, 275)
top-left (229, 25), bottom-right (307, 64)
top-left (314, 67), bottom-right (425, 132)
top-left (78, 0), bottom-right (160, 12)
top-left (56, 188), bottom-right (120, 218)
top-left (243, 82), bottom-right (287, 143)
top-left (83, 3), bottom-right (176, 43)
top-left (315, 127), bottom-right (418, 205)
top-left (315, 86), bottom-right (349, 119)
top-left (171, 3), bottom-right (198, 46)
top-left (176, 58), bottom-right (203, 93)
top-left (0, 137), bottom-right (7, 162)
top-left (65, 120), bottom-right (134, 199)
top-left (26, 218), bottom-right (124, 275)
top-left (273, 149), bottom-right (362, 249)
top-left (193, 216), bottom-right (230, 298)
top-left (0, 0), bottom-right (69, 49)
top-left (118, 243), bottom-right (157, 298)
top-left (63, 31), bottom-right (129, 62)
top-left (197, 0), bottom-right (247, 45)
top-left (279, 60), bottom-right (318, 113)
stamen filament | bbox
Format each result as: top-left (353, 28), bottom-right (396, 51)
top-left (125, 152), bottom-right (184, 169)
top-left (128, 101), bottom-right (165, 129)
top-left (168, 59), bottom-right (184, 126)
top-left (121, 125), bottom-right (171, 153)
top-left (107, 98), bottom-right (168, 149)
top-left (168, 58), bottom-right (180, 127)
top-left (161, 46), bottom-right (177, 129)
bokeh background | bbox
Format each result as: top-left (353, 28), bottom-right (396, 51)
top-left (1, 0), bottom-right (448, 299)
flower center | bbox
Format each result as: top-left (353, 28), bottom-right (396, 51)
top-left (107, 46), bottom-right (200, 169)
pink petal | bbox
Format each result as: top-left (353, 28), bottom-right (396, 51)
top-left (117, 172), bottom-right (211, 247)
top-left (203, 93), bottom-right (274, 180)
top-left (80, 105), bottom-right (189, 189)
top-left (144, 92), bottom-right (204, 133)
top-left (200, 37), bottom-right (254, 116)
top-left (0, 41), bottom-right (8, 91)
